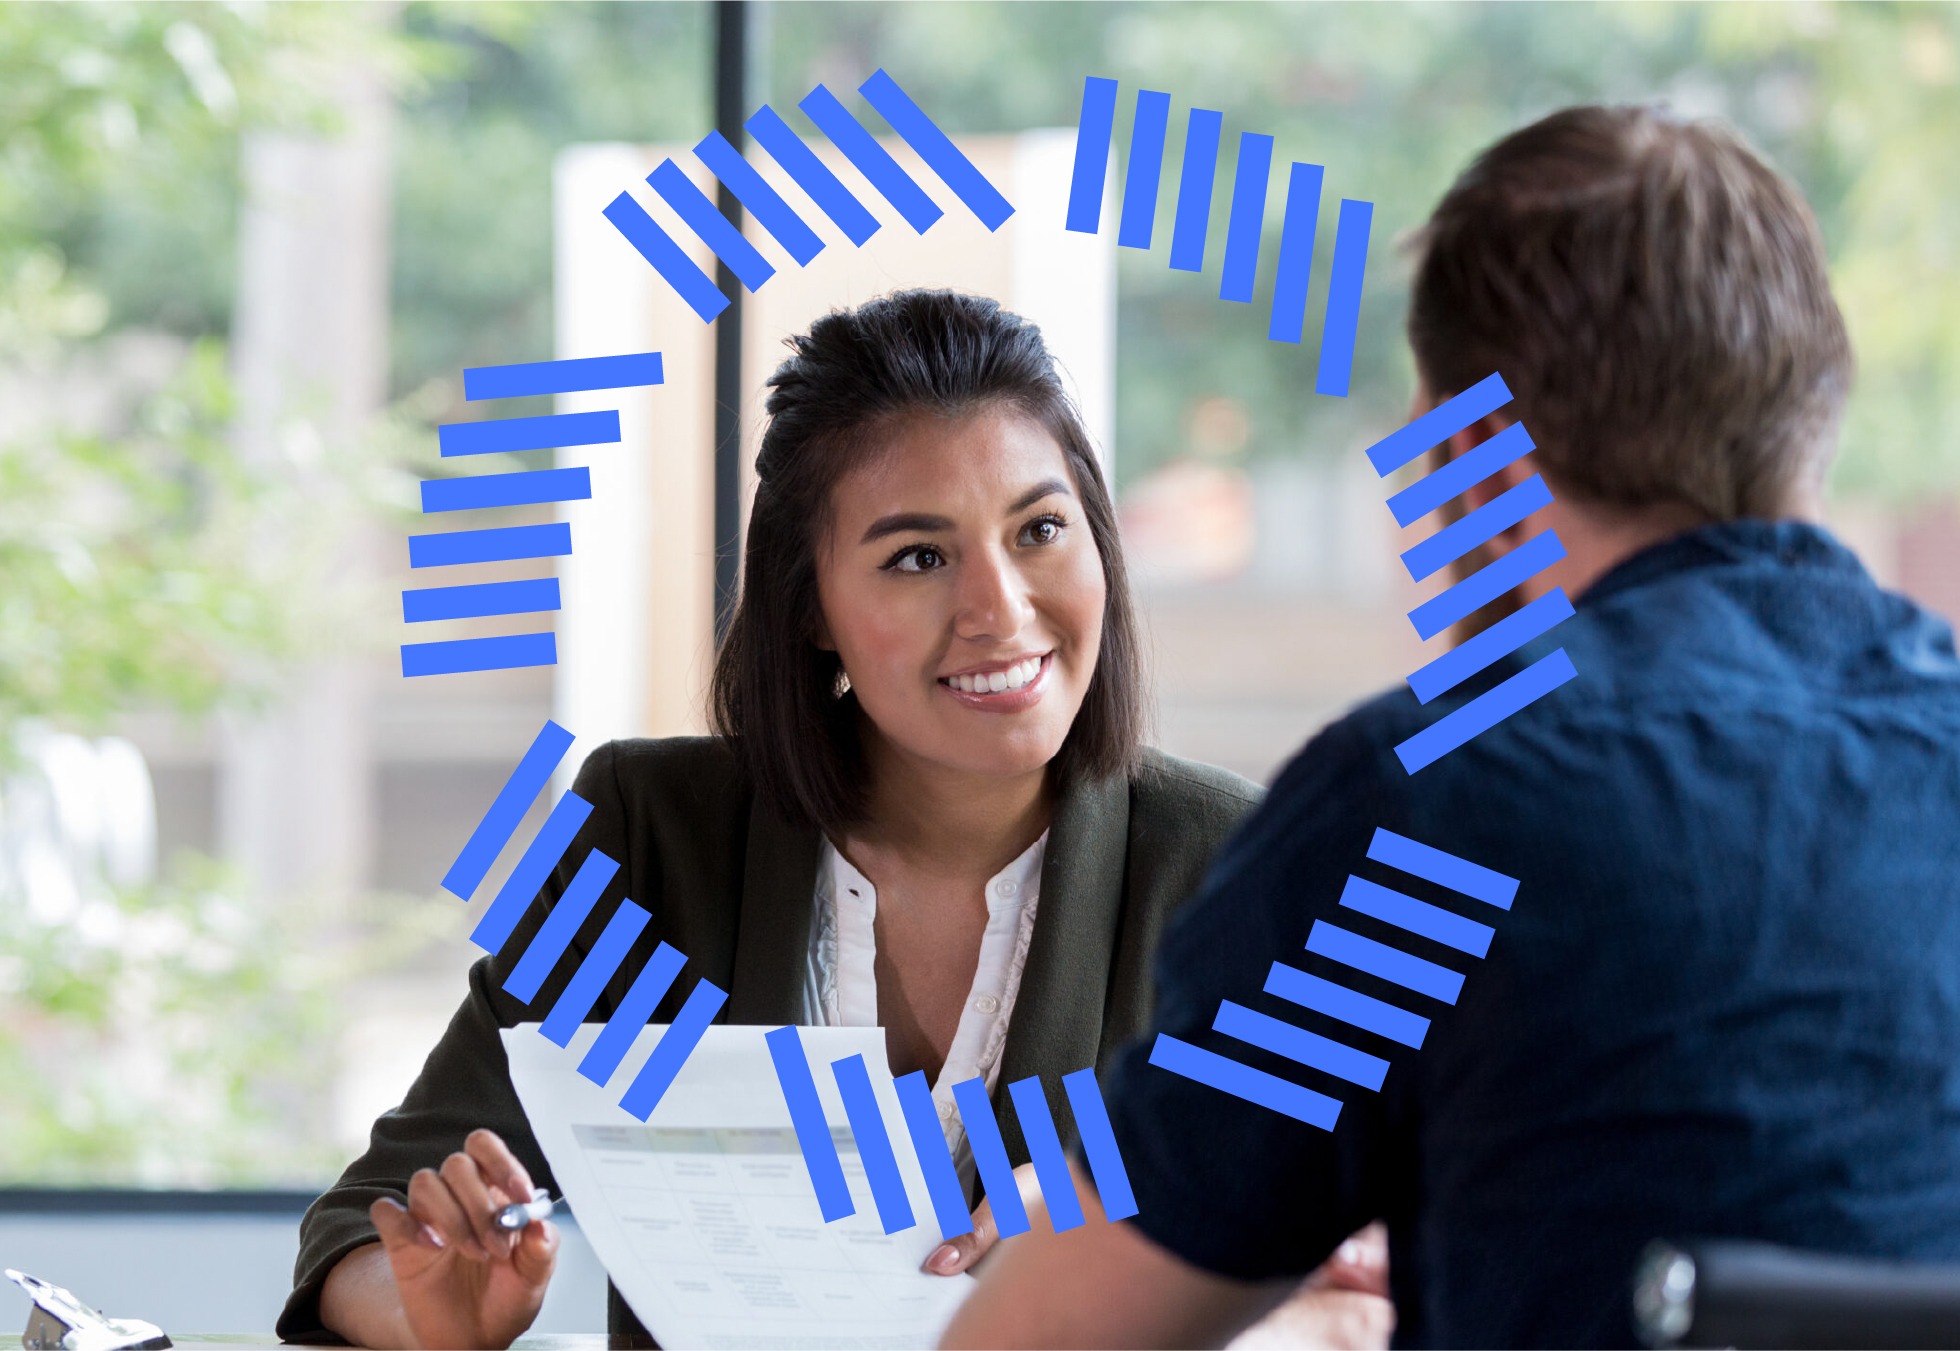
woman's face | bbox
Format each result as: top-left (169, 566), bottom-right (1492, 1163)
top-left (815, 406), bottom-right (1108, 786)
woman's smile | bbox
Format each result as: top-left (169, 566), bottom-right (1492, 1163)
top-left (937, 651), bottom-right (1053, 711)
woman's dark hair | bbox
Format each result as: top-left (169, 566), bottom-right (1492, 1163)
top-left (710, 288), bottom-right (1144, 835)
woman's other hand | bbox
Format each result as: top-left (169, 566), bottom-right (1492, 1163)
top-left (365, 1127), bottom-right (560, 1349)
top-left (920, 1162), bottom-right (1045, 1276)
top-left (1226, 1223), bottom-right (1394, 1350)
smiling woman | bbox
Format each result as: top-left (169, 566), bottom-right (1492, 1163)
top-left (285, 290), bottom-right (1269, 1350)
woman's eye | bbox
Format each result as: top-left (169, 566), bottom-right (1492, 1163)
top-left (1021, 514), bottom-right (1066, 546)
top-left (884, 545), bottom-right (944, 573)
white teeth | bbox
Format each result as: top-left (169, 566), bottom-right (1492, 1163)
top-left (946, 655), bottom-right (1043, 695)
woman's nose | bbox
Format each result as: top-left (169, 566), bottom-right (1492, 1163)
top-left (953, 548), bottom-right (1034, 640)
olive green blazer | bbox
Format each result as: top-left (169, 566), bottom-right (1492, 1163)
top-left (279, 736), bottom-right (1260, 1344)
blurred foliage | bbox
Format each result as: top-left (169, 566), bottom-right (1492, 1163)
top-left (0, 851), bottom-right (454, 1186)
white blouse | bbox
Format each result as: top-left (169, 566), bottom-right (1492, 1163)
top-left (798, 829), bottom-right (1049, 1194)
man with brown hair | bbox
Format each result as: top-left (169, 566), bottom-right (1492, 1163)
top-left (943, 104), bottom-right (1960, 1348)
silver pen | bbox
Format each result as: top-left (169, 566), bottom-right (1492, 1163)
top-left (494, 1187), bottom-right (558, 1232)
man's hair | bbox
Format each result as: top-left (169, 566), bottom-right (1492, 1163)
top-left (1406, 103), bottom-right (1854, 520)
top-left (709, 288), bottom-right (1145, 835)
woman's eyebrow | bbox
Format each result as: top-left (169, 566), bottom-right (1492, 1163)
top-left (858, 479), bottom-right (1074, 545)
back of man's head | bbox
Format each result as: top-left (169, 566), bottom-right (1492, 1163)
top-left (1408, 104), bottom-right (1854, 522)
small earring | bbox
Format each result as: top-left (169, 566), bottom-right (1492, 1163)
top-left (833, 668), bottom-right (852, 699)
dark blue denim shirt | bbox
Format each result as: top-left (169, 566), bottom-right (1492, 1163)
top-left (1104, 520), bottom-right (1960, 1348)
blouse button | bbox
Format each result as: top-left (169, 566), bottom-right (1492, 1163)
top-left (937, 1099), bottom-right (955, 1121)
top-left (973, 993), bottom-right (1001, 1014)
top-left (995, 879), bottom-right (1019, 898)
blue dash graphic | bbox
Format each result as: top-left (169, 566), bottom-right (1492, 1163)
top-left (799, 84), bottom-right (942, 233)
top-left (1169, 107), bottom-right (1223, 272)
top-left (746, 104), bottom-right (880, 246)
top-left (1066, 76), bottom-right (1120, 233)
top-left (1405, 589), bottom-right (1575, 704)
top-left (1306, 921), bottom-right (1465, 1004)
top-left (1008, 1078), bottom-right (1086, 1232)
top-left (1219, 132), bottom-right (1274, 304)
top-left (1365, 829), bottom-right (1520, 910)
top-left (1394, 647), bottom-right (1579, 774)
top-left (540, 900), bottom-right (651, 1046)
top-left (504, 849), bottom-right (619, 1003)
top-left (830, 1054), bottom-right (915, 1233)
top-left (1268, 161), bottom-right (1325, 343)
top-left (463, 352), bottom-right (662, 401)
top-left (1118, 89), bottom-right (1171, 250)
top-left (470, 791), bottom-right (594, 954)
top-left (765, 1026), bottom-right (856, 1222)
top-left (1400, 474), bottom-right (1554, 582)
top-left (1148, 1034), bottom-right (1343, 1130)
top-left (1338, 875), bottom-right (1494, 958)
top-left (408, 522), bottom-right (571, 569)
top-left (1061, 1068), bottom-right (1138, 1221)
top-left (648, 159), bottom-right (776, 292)
top-left (1406, 530), bottom-right (1566, 640)
top-left (580, 942), bottom-right (687, 1087)
top-left (859, 69), bottom-right (1013, 230)
top-left (895, 1071), bottom-right (973, 1238)
top-left (1366, 372), bottom-right (1514, 476)
top-left (1263, 963), bottom-right (1430, 1049)
top-left (693, 130), bottom-right (825, 266)
top-left (1315, 198), bottom-right (1373, 396)
top-left (441, 720), bottom-right (575, 901)
top-left (1213, 1000), bottom-right (1389, 1091)
top-left (603, 190), bottom-right (729, 323)
top-left (1387, 421), bottom-right (1537, 526)
top-left (401, 632), bottom-right (556, 679)
top-left (403, 578), bottom-right (561, 624)
top-left (439, 410), bottom-right (620, 457)
top-left (953, 1076), bottom-right (1030, 1238)
top-left (420, 466), bottom-right (591, 514)
top-left (618, 978), bottom-right (728, 1120)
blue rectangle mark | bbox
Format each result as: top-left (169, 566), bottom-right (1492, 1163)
top-left (540, 900), bottom-right (651, 1047)
top-left (1147, 1035), bottom-right (1342, 1130)
top-left (1168, 107), bottom-right (1222, 272)
top-left (1008, 1077), bottom-right (1086, 1232)
top-left (602, 190), bottom-right (729, 324)
top-left (747, 104), bottom-right (880, 246)
top-left (1213, 999), bottom-right (1389, 1091)
top-left (439, 409), bottom-right (620, 457)
top-left (404, 577), bottom-right (561, 625)
top-left (1306, 920), bottom-right (1464, 1004)
top-left (829, 1054), bottom-right (915, 1233)
top-left (1315, 198), bottom-right (1373, 396)
top-left (469, 791), bottom-right (594, 955)
top-left (579, 940), bottom-right (686, 1088)
top-left (1061, 1067), bottom-right (1138, 1221)
top-left (1339, 875), bottom-right (1494, 958)
top-left (694, 129), bottom-right (824, 266)
top-left (408, 522), bottom-right (572, 569)
top-left (1264, 963), bottom-right (1430, 1049)
top-left (1407, 529), bottom-right (1566, 640)
top-left (1117, 89), bottom-right (1171, 250)
top-left (1395, 646), bottom-right (1579, 775)
top-left (1066, 76), bottom-right (1119, 233)
top-left (1401, 474), bottom-right (1554, 582)
top-left (1268, 161), bottom-right (1325, 343)
top-left (503, 848), bottom-right (619, 1003)
top-left (952, 1076), bottom-right (1029, 1238)
top-left (464, 352), bottom-right (662, 402)
top-left (1219, 133), bottom-right (1274, 303)
top-left (1368, 828), bottom-right (1520, 911)
top-left (1387, 420), bottom-right (1537, 526)
top-left (765, 1026), bottom-right (855, 1221)
top-left (619, 978), bottom-right (728, 1121)
top-left (1406, 588), bottom-right (1575, 705)
top-left (648, 158), bottom-right (776, 293)
top-left (799, 85), bottom-right (942, 234)
top-left (860, 69), bottom-right (1013, 231)
top-left (420, 466), bottom-right (592, 515)
top-left (401, 632), bottom-right (556, 678)
top-left (895, 1069), bottom-right (973, 1239)
top-left (440, 720), bottom-right (575, 901)
top-left (1366, 372), bottom-right (1514, 477)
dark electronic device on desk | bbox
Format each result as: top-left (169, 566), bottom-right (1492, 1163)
top-left (6, 1269), bottom-right (170, 1351)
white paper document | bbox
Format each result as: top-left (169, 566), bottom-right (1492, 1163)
top-left (503, 1023), bottom-right (974, 1350)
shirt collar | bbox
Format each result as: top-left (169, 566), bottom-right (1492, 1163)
top-left (818, 828), bottom-right (1050, 915)
top-left (1578, 518), bottom-right (1869, 610)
